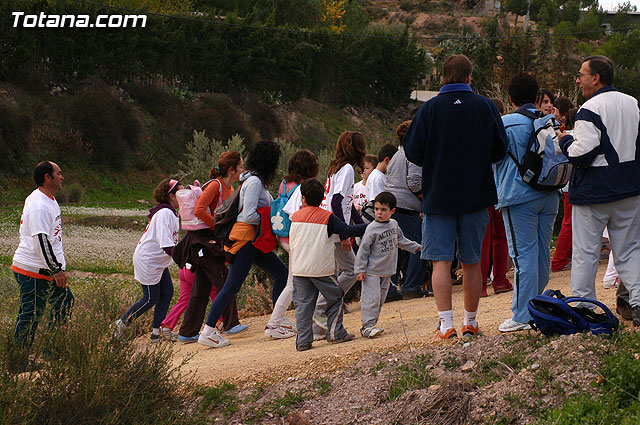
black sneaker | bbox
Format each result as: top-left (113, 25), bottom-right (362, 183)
top-left (617, 299), bottom-right (633, 321)
top-left (632, 305), bottom-right (640, 327)
top-left (403, 290), bottom-right (430, 300)
top-left (296, 342), bottom-right (312, 351)
top-left (327, 333), bottom-right (355, 344)
top-left (385, 293), bottom-right (403, 303)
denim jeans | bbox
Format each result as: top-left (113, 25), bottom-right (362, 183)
top-left (422, 209), bottom-right (489, 264)
top-left (14, 271), bottom-right (74, 347)
top-left (121, 268), bottom-right (174, 329)
top-left (392, 211), bottom-right (425, 293)
top-left (205, 243), bottom-right (288, 327)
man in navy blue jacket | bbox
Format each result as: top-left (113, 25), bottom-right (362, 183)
top-left (558, 55), bottom-right (640, 327)
top-left (403, 54), bottom-right (507, 340)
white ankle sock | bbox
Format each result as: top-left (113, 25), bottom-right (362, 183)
top-left (152, 328), bottom-right (160, 336)
top-left (463, 310), bottom-right (478, 327)
top-left (203, 324), bottom-right (216, 336)
top-left (438, 310), bottom-right (454, 332)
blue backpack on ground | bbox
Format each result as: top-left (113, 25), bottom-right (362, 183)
top-left (507, 109), bottom-right (573, 192)
top-left (528, 289), bottom-right (619, 337)
top-left (270, 180), bottom-right (299, 237)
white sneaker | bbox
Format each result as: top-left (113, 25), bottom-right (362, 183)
top-left (112, 319), bottom-right (126, 338)
top-left (264, 325), bottom-right (296, 339)
top-left (603, 277), bottom-right (619, 289)
top-left (161, 327), bottom-right (177, 342)
top-left (198, 329), bottom-right (230, 348)
top-left (498, 318), bottom-right (531, 333)
top-left (279, 317), bottom-right (297, 332)
top-left (361, 327), bottom-right (384, 338)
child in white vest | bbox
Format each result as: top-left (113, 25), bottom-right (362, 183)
top-left (290, 179), bottom-right (367, 351)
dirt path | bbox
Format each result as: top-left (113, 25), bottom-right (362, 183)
top-left (171, 262), bottom-right (617, 387)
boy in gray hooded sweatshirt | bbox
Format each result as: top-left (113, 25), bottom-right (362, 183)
top-left (355, 192), bottom-right (421, 338)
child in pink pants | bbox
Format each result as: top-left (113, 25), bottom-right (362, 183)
top-left (160, 265), bottom-right (216, 337)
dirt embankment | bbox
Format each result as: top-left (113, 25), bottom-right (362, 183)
top-left (170, 261), bottom-right (617, 385)
top-left (163, 261), bottom-right (625, 424)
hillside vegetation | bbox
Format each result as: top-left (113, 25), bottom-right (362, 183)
top-left (0, 78), bottom-right (412, 203)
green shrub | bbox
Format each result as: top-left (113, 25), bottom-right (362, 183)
top-left (57, 182), bottom-right (85, 204)
top-left (538, 332), bottom-right (640, 424)
top-left (0, 273), bottom-right (199, 425)
top-left (0, 0), bottom-right (426, 109)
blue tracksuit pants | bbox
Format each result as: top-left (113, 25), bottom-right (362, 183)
top-left (502, 194), bottom-right (559, 323)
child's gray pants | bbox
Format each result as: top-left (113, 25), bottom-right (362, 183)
top-left (361, 275), bottom-right (391, 329)
top-left (293, 275), bottom-right (348, 347)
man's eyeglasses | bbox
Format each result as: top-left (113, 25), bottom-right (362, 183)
top-left (576, 72), bottom-right (592, 80)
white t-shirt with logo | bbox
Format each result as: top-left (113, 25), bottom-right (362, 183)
top-left (352, 181), bottom-right (368, 212)
top-left (282, 185), bottom-right (303, 217)
top-left (320, 163), bottom-right (355, 242)
top-left (13, 189), bottom-right (65, 271)
top-left (133, 208), bottom-right (179, 285)
top-left (367, 169), bottom-right (386, 201)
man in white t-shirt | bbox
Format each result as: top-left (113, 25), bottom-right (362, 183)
top-left (12, 161), bottom-right (74, 347)
top-left (367, 144), bottom-right (398, 200)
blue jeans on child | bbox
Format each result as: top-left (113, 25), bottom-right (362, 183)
top-left (122, 268), bottom-right (174, 329)
top-left (502, 194), bottom-right (558, 323)
top-left (205, 242), bottom-right (288, 328)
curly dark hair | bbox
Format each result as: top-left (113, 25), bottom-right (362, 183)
top-left (245, 140), bottom-right (281, 187)
top-left (153, 178), bottom-right (180, 204)
top-left (284, 149), bottom-right (319, 183)
top-left (326, 131), bottom-right (367, 177)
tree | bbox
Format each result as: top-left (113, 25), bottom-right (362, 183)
top-left (105, 0), bottom-right (194, 14)
top-left (502, 0), bottom-right (529, 26)
top-left (321, 0), bottom-right (347, 33)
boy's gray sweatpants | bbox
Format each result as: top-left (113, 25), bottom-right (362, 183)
top-left (571, 195), bottom-right (640, 308)
top-left (293, 275), bottom-right (348, 346)
top-left (314, 243), bottom-right (358, 318)
top-left (361, 275), bottom-right (391, 329)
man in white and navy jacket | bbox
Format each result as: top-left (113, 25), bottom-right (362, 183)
top-left (559, 55), bottom-right (640, 327)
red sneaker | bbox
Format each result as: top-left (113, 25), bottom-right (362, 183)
top-left (434, 327), bottom-right (458, 340)
top-left (461, 323), bottom-right (480, 337)
top-left (493, 283), bottom-right (513, 294)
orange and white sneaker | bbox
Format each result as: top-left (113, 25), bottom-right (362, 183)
top-left (461, 323), bottom-right (480, 338)
top-left (434, 327), bottom-right (458, 340)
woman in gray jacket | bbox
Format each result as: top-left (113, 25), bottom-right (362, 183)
top-left (384, 121), bottom-right (427, 299)
top-left (199, 141), bottom-right (289, 348)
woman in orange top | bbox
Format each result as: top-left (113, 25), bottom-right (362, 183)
top-left (172, 151), bottom-right (246, 342)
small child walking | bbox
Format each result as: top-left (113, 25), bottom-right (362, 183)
top-left (290, 179), bottom-right (367, 351)
top-left (355, 192), bottom-right (421, 338)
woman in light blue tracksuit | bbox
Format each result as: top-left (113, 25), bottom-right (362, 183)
top-left (494, 74), bottom-right (559, 332)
